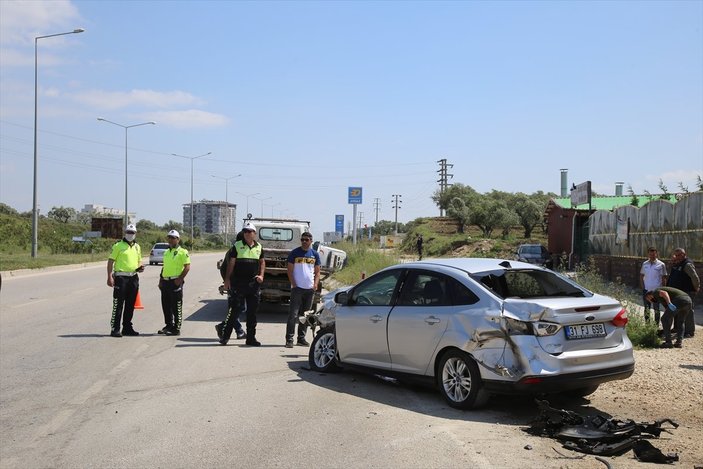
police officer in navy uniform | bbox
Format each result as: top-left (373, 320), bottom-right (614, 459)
top-left (106, 224), bottom-right (144, 337)
top-left (216, 222), bottom-right (265, 346)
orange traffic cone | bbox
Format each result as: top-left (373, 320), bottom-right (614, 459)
top-left (134, 291), bottom-right (144, 310)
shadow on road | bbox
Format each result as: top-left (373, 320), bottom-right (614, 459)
top-left (185, 298), bottom-right (289, 325)
top-left (286, 358), bottom-right (616, 427)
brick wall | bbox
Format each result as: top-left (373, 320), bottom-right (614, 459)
top-left (591, 254), bottom-right (702, 303)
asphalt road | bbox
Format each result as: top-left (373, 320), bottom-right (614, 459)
top-left (0, 253), bottom-right (626, 469)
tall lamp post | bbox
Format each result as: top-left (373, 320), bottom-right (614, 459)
top-left (212, 174), bottom-right (241, 244)
top-left (32, 28), bottom-right (85, 258)
top-left (172, 152), bottom-right (211, 247)
top-left (97, 118), bottom-right (155, 228)
top-left (253, 196), bottom-right (272, 217)
top-left (235, 192), bottom-right (259, 217)
top-left (270, 202), bottom-right (281, 218)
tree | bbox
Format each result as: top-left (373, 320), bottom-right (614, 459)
top-left (658, 179), bottom-right (670, 200)
top-left (627, 184), bottom-right (640, 207)
top-left (373, 220), bottom-right (403, 235)
top-left (162, 220), bottom-right (184, 232)
top-left (447, 198), bottom-right (471, 234)
top-left (432, 183), bottom-right (478, 213)
top-left (136, 219), bottom-right (158, 231)
top-left (0, 203), bottom-right (18, 216)
top-left (511, 194), bottom-right (543, 238)
top-left (47, 206), bottom-right (75, 223)
top-left (496, 206), bottom-right (519, 239)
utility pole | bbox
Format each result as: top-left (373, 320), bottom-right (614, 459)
top-left (373, 197), bottom-right (381, 225)
top-left (391, 194), bottom-right (402, 235)
top-left (357, 211), bottom-right (364, 232)
top-left (437, 158), bottom-right (454, 216)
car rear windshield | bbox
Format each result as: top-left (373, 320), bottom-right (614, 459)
top-left (258, 228), bottom-right (294, 242)
top-left (472, 269), bottom-right (588, 299)
top-left (154, 243), bottom-right (169, 249)
top-left (519, 245), bottom-right (542, 255)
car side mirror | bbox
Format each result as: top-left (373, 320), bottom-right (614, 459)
top-left (335, 291), bottom-right (348, 305)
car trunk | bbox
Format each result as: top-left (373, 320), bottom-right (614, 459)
top-left (502, 294), bottom-right (626, 354)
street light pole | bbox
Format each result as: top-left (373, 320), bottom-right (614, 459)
top-left (31, 28), bottom-right (85, 258)
top-left (254, 196), bottom-right (272, 217)
top-left (212, 174), bottom-right (241, 245)
top-left (172, 152), bottom-right (211, 248)
top-left (270, 202), bottom-right (281, 218)
top-left (235, 192), bottom-right (259, 218)
top-left (97, 118), bottom-right (156, 228)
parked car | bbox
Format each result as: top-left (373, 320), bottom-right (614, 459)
top-left (307, 258), bottom-right (634, 409)
top-left (516, 244), bottom-right (552, 268)
top-left (149, 243), bottom-right (169, 265)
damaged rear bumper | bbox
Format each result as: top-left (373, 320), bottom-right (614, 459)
top-left (482, 363), bottom-right (635, 394)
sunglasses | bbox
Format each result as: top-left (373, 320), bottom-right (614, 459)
top-left (243, 230), bottom-right (255, 233)
top-left (301, 238), bottom-right (312, 242)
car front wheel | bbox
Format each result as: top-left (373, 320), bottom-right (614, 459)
top-left (309, 328), bottom-right (340, 373)
top-left (438, 350), bottom-right (488, 409)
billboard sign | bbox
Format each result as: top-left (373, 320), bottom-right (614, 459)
top-left (335, 214), bottom-right (344, 235)
top-left (348, 187), bottom-right (362, 204)
top-left (570, 181), bottom-right (591, 207)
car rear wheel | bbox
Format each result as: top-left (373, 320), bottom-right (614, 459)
top-left (438, 350), bottom-right (488, 409)
top-left (309, 328), bottom-right (340, 373)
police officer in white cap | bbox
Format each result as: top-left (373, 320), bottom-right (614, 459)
top-left (107, 224), bottom-right (144, 337)
top-left (158, 230), bottom-right (190, 335)
top-left (217, 221), bottom-right (265, 346)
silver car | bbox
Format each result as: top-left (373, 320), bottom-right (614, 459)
top-left (149, 243), bottom-right (169, 265)
top-left (308, 258), bottom-right (634, 409)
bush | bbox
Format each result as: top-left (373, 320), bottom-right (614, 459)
top-left (331, 241), bottom-right (399, 285)
top-left (574, 258), bottom-right (659, 349)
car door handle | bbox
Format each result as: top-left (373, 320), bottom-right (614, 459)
top-left (369, 315), bottom-right (383, 323)
top-left (425, 316), bottom-right (440, 325)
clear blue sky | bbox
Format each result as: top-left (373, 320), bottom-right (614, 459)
top-left (1, 0), bottom-right (701, 239)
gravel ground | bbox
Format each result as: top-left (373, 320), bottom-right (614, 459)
top-left (532, 325), bottom-right (702, 468)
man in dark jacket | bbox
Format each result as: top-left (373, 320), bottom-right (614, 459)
top-left (667, 248), bottom-right (700, 338)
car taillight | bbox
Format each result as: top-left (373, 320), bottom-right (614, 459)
top-left (533, 322), bottom-right (562, 336)
top-left (611, 308), bottom-right (628, 327)
top-left (504, 317), bottom-right (534, 335)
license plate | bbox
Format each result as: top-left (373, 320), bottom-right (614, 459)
top-left (565, 323), bottom-right (606, 339)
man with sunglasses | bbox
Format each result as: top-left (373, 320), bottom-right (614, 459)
top-left (218, 222), bottom-right (266, 346)
top-left (157, 230), bottom-right (190, 336)
top-left (285, 232), bottom-right (321, 348)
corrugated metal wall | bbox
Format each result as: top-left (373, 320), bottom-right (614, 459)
top-left (589, 192), bottom-right (703, 260)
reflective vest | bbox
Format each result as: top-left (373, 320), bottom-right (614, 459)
top-left (109, 239), bottom-right (141, 272)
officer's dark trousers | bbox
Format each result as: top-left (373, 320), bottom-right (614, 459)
top-left (111, 275), bottom-right (139, 332)
top-left (661, 304), bottom-right (689, 344)
top-left (223, 284), bottom-right (260, 341)
top-left (160, 279), bottom-right (183, 330)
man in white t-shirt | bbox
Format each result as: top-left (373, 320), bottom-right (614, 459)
top-left (640, 247), bottom-right (667, 326)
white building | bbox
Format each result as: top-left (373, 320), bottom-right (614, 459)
top-left (183, 200), bottom-right (237, 236)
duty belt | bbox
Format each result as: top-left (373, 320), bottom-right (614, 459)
top-left (163, 276), bottom-right (180, 280)
top-left (114, 271), bottom-right (137, 277)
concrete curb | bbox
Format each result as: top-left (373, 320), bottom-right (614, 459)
top-left (1, 260), bottom-right (106, 279)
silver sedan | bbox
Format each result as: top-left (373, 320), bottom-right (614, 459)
top-left (308, 258), bottom-right (634, 409)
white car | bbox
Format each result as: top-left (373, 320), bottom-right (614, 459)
top-left (308, 258), bottom-right (634, 409)
top-left (149, 243), bottom-right (169, 265)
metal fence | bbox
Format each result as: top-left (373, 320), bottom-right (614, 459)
top-left (589, 192), bottom-right (703, 261)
